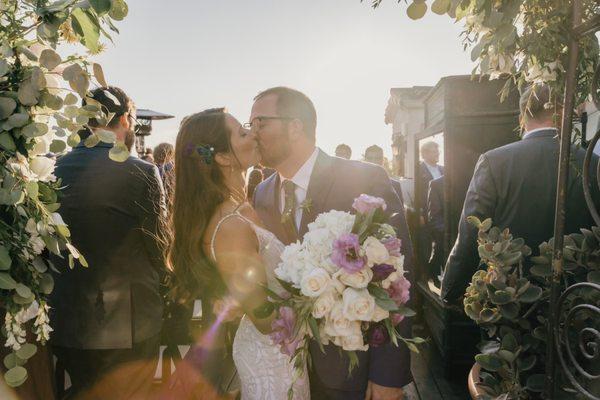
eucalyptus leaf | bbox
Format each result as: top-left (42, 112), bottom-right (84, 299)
top-left (40, 273), bottom-right (54, 295)
top-left (64, 93), bottom-right (78, 105)
top-left (0, 273), bottom-right (17, 289)
top-left (406, 0), bottom-right (427, 20)
top-left (525, 374), bottom-right (545, 392)
top-left (431, 0), bottom-right (450, 15)
top-left (32, 257), bottom-right (47, 273)
top-left (50, 139), bottom-right (67, 154)
top-left (15, 283), bottom-right (32, 298)
top-left (96, 129), bottom-right (116, 143)
top-left (109, 0), bottom-right (129, 20)
top-left (4, 366), bottom-right (27, 387)
top-left (109, 141), bottom-right (130, 162)
top-left (0, 133), bottom-right (16, 152)
top-left (67, 133), bottom-right (81, 147)
top-left (0, 246), bottom-right (12, 270)
top-left (15, 344), bottom-right (37, 361)
top-left (93, 63), bottom-right (108, 87)
top-left (89, 0), bottom-right (112, 15)
top-left (84, 133), bottom-right (100, 148)
top-left (0, 97), bottom-right (17, 119)
top-left (0, 59), bottom-right (8, 77)
top-left (7, 113), bottom-right (29, 128)
top-left (475, 353), bottom-right (504, 372)
top-left (39, 49), bottom-right (62, 71)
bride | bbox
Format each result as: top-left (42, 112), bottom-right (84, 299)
top-left (166, 108), bottom-right (309, 400)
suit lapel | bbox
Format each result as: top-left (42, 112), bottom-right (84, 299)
top-left (299, 150), bottom-right (336, 237)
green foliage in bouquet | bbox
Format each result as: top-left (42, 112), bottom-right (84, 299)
top-left (0, 0), bottom-right (127, 387)
top-left (464, 216), bottom-right (600, 399)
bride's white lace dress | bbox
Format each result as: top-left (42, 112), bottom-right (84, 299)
top-left (211, 213), bottom-right (310, 400)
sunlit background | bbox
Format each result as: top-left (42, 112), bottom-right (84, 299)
top-left (90, 0), bottom-right (473, 159)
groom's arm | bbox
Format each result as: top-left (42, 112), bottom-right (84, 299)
top-left (365, 166), bottom-right (413, 389)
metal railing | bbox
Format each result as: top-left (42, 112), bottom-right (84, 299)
top-left (547, 1), bottom-right (600, 398)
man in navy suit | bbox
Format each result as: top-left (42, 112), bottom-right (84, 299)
top-left (251, 87), bottom-right (414, 400)
top-left (50, 87), bottom-right (166, 398)
top-left (442, 84), bottom-right (599, 303)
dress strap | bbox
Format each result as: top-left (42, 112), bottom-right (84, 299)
top-left (210, 212), bottom-right (254, 261)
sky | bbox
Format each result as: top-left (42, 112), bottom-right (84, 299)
top-left (91, 0), bottom-right (474, 159)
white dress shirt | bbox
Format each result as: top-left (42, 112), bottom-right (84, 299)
top-left (424, 161), bottom-right (442, 180)
top-left (522, 127), bottom-right (558, 140)
top-left (279, 147), bottom-right (320, 229)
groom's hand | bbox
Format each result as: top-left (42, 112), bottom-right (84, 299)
top-left (365, 381), bottom-right (404, 400)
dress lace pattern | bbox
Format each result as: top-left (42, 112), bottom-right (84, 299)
top-left (211, 213), bottom-right (310, 400)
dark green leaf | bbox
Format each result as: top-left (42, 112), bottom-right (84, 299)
top-left (475, 353), bottom-right (503, 372)
top-left (526, 374), bottom-right (545, 392)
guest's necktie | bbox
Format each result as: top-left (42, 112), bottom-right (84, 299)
top-left (281, 179), bottom-right (298, 240)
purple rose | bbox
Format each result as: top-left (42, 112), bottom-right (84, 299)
top-left (331, 233), bottom-right (366, 273)
top-left (382, 237), bottom-right (402, 257)
top-left (270, 306), bottom-right (301, 357)
top-left (391, 313), bottom-right (404, 326)
top-left (387, 276), bottom-right (411, 306)
top-left (371, 263), bottom-right (395, 282)
top-left (352, 194), bottom-right (387, 214)
top-left (368, 324), bottom-right (389, 347)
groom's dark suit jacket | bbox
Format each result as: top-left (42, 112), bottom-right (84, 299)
top-left (254, 149), bottom-right (413, 395)
top-left (50, 143), bottom-right (166, 349)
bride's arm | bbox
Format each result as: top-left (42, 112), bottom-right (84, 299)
top-left (212, 218), bottom-right (275, 334)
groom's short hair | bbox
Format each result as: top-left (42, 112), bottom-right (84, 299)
top-left (254, 87), bottom-right (317, 140)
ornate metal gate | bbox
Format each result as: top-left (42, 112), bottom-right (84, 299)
top-left (547, 2), bottom-right (600, 398)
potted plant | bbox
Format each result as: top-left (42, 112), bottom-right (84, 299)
top-left (462, 217), bottom-right (600, 399)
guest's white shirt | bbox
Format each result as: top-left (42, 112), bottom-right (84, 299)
top-left (279, 147), bottom-right (319, 229)
top-left (424, 161), bottom-right (442, 180)
top-left (522, 127), bottom-right (558, 140)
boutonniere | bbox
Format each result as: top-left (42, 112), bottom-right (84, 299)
top-left (300, 198), bottom-right (313, 214)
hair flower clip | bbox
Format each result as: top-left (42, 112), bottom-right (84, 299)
top-left (183, 143), bottom-right (215, 164)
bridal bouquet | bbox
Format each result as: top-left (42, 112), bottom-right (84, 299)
top-left (264, 194), bottom-right (421, 380)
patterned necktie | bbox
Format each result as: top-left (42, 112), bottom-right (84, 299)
top-left (281, 179), bottom-right (298, 240)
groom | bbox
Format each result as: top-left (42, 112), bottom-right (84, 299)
top-left (251, 87), bottom-right (413, 400)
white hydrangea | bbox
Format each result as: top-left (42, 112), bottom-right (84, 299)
top-left (308, 210), bottom-right (354, 238)
top-left (275, 242), bottom-right (315, 288)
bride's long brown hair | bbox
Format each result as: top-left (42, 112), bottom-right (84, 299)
top-left (166, 108), bottom-right (233, 304)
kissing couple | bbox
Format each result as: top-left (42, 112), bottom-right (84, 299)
top-left (167, 87), bottom-right (413, 400)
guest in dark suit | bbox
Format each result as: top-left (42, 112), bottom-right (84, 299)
top-left (251, 87), bottom-right (413, 400)
top-left (427, 176), bottom-right (444, 283)
top-left (364, 144), bottom-right (405, 205)
top-left (50, 87), bottom-right (166, 399)
top-left (417, 141), bottom-right (443, 277)
top-left (442, 84), bottom-right (599, 304)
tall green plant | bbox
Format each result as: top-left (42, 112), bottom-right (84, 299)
top-left (0, 0), bottom-right (128, 387)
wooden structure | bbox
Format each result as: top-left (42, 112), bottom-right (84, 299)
top-left (410, 75), bottom-right (521, 373)
top-left (135, 109), bottom-right (174, 155)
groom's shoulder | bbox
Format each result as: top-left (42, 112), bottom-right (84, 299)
top-left (332, 156), bottom-right (389, 180)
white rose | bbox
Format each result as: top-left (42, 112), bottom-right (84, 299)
top-left (336, 268), bottom-right (373, 289)
top-left (324, 303), bottom-right (358, 337)
top-left (341, 334), bottom-right (368, 352)
top-left (312, 292), bottom-right (336, 319)
top-left (300, 268), bottom-right (331, 298)
top-left (372, 305), bottom-right (390, 322)
top-left (363, 236), bottom-right (389, 266)
top-left (342, 288), bottom-right (375, 321)
top-left (30, 156), bottom-right (55, 182)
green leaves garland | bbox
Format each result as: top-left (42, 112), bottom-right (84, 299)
top-left (0, 0), bottom-right (128, 387)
